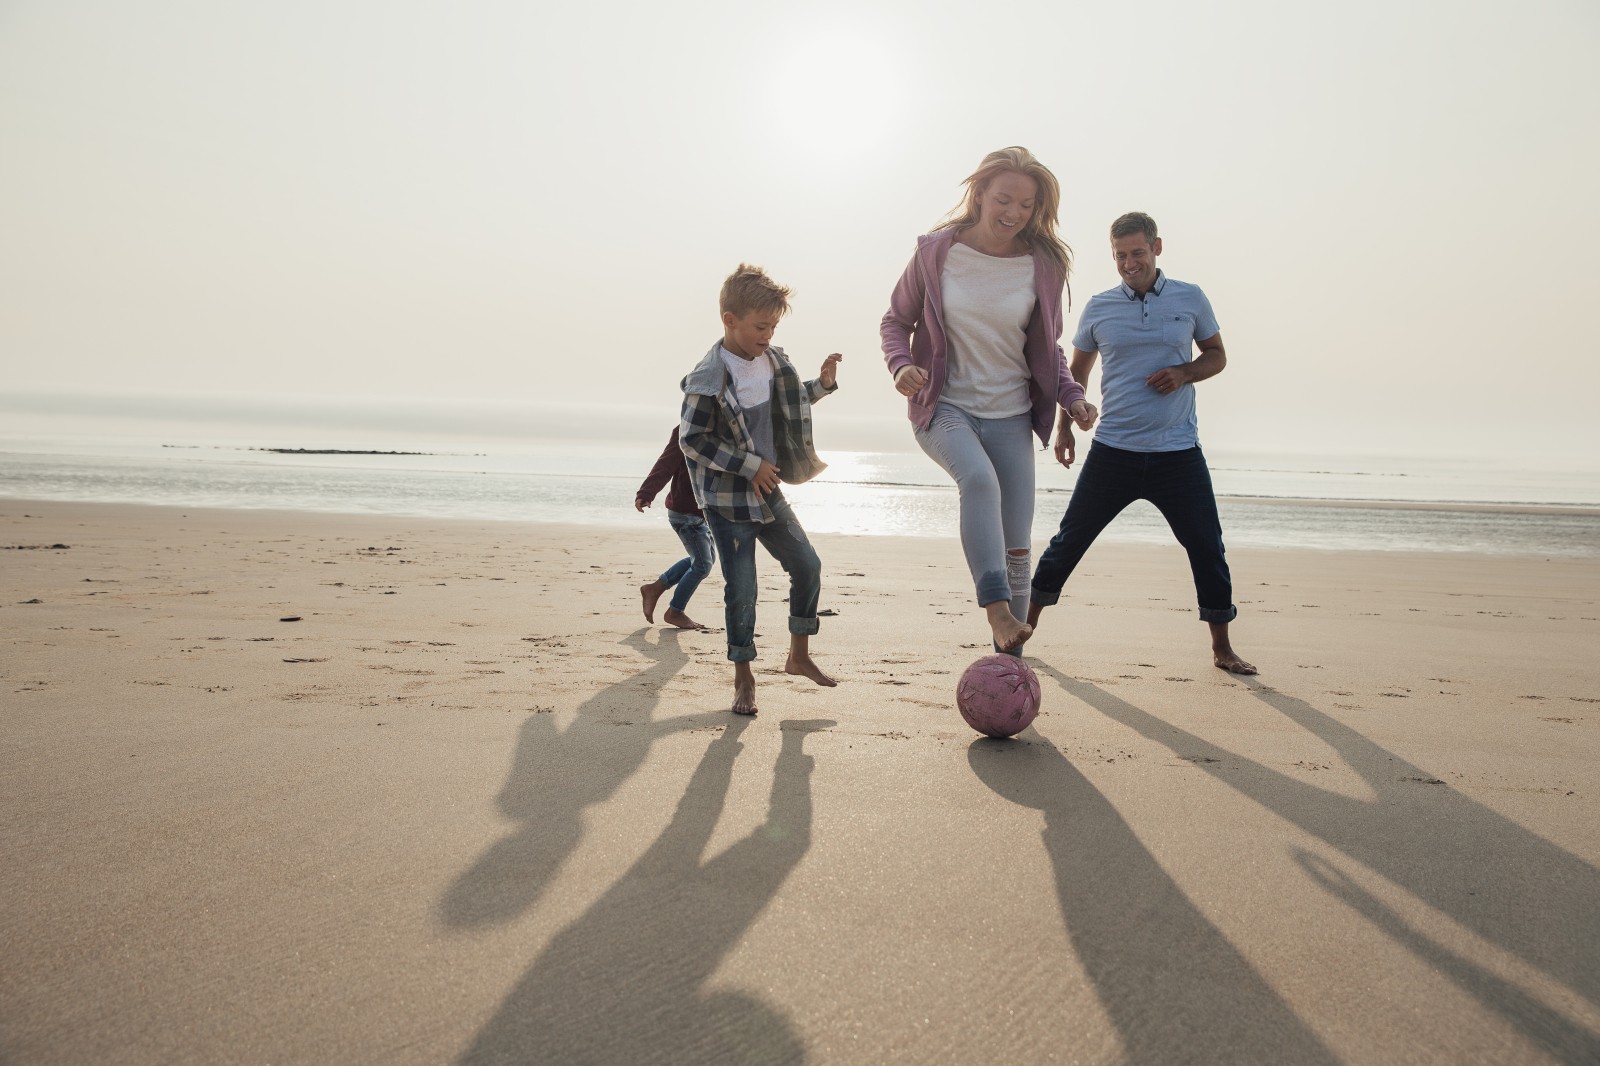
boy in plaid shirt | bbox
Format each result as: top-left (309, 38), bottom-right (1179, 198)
top-left (679, 264), bottom-right (843, 715)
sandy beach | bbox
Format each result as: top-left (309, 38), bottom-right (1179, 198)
top-left (3, 499), bottom-right (1598, 1064)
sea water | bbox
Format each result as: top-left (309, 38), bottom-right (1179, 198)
top-left (3, 431), bottom-right (1597, 558)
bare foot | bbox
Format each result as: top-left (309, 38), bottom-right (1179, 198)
top-left (662, 607), bottom-right (706, 631)
top-left (1215, 652), bottom-right (1258, 675)
top-left (986, 602), bottom-right (1033, 652)
top-left (732, 661), bottom-right (758, 715)
top-left (1026, 601), bottom-right (1045, 631)
top-left (785, 654), bottom-right (837, 687)
top-left (639, 579), bottom-right (667, 624)
top-left (1208, 621), bottom-right (1256, 675)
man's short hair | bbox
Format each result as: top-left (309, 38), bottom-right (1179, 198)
top-left (1110, 212), bottom-right (1158, 243)
top-left (719, 263), bottom-right (791, 318)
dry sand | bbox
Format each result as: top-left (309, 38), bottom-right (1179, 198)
top-left (3, 499), bottom-right (1598, 1065)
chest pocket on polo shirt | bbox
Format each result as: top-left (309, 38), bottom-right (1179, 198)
top-left (1162, 312), bottom-right (1195, 350)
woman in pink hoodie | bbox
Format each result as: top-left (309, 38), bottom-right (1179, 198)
top-left (880, 147), bottom-right (1097, 653)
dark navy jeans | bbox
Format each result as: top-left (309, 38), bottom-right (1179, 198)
top-left (705, 489), bottom-right (822, 663)
top-left (1032, 442), bottom-right (1237, 624)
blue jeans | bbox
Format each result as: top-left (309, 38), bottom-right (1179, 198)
top-left (1032, 442), bottom-right (1237, 624)
top-left (659, 510), bottom-right (715, 613)
top-left (913, 403), bottom-right (1035, 618)
top-left (705, 489), bottom-right (822, 663)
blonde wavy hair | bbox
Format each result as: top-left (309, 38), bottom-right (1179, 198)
top-left (936, 146), bottom-right (1073, 283)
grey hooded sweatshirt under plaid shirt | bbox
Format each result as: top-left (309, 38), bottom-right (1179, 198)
top-left (679, 340), bottom-right (836, 524)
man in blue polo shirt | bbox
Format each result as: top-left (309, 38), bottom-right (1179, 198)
top-left (1029, 212), bottom-right (1257, 674)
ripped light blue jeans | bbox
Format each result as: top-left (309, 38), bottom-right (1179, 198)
top-left (704, 489), bottom-right (822, 664)
top-left (914, 402), bottom-right (1035, 620)
top-left (659, 510), bottom-right (716, 613)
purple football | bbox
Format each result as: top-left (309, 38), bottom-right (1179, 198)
top-left (956, 654), bottom-right (1041, 738)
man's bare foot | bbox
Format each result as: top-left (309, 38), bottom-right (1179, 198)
top-left (785, 654), bottom-right (837, 687)
top-left (640, 579), bottom-right (667, 623)
top-left (1208, 621), bottom-right (1256, 675)
top-left (986, 601), bottom-right (1032, 652)
top-left (732, 661), bottom-right (758, 715)
top-left (1214, 651), bottom-right (1258, 675)
top-left (662, 607), bottom-right (706, 631)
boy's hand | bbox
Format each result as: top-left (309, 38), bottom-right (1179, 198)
top-left (634, 499), bottom-right (650, 513)
top-left (753, 461), bottom-right (781, 495)
top-left (819, 353), bottom-right (842, 389)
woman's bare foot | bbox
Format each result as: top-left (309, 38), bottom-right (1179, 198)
top-left (986, 601), bottom-right (1032, 652)
top-left (732, 661), bottom-right (758, 715)
top-left (784, 654), bottom-right (837, 687)
top-left (639, 579), bottom-right (667, 623)
top-left (662, 607), bottom-right (706, 630)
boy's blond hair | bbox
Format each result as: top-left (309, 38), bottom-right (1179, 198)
top-left (719, 263), bottom-right (791, 318)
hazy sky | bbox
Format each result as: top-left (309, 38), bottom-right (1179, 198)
top-left (2, 0), bottom-right (1597, 460)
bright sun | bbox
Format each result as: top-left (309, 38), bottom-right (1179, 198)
top-left (768, 26), bottom-right (904, 171)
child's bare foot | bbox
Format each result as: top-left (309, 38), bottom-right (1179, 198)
top-left (639, 579), bottom-right (667, 623)
top-left (784, 654), bottom-right (837, 687)
top-left (662, 607), bottom-right (706, 630)
top-left (986, 601), bottom-right (1032, 652)
top-left (732, 661), bottom-right (758, 715)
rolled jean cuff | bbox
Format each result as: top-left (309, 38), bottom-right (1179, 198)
top-left (726, 641), bottom-right (757, 664)
top-left (1030, 583), bottom-right (1063, 607)
top-left (788, 614), bottom-right (820, 637)
top-left (1200, 604), bottom-right (1238, 624)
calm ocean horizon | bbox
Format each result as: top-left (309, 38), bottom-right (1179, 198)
top-left (4, 429), bottom-right (1598, 559)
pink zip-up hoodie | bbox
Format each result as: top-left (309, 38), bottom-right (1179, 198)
top-left (880, 227), bottom-right (1085, 447)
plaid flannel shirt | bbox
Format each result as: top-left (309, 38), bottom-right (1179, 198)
top-left (679, 341), bottom-right (836, 524)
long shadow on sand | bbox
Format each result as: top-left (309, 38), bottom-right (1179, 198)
top-left (968, 733), bottom-right (1340, 1064)
top-left (1036, 664), bottom-right (1600, 1063)
top-left (459, 716), bottom-right (833, 1065)
top-left (440, 627), bottom-right (724, 929)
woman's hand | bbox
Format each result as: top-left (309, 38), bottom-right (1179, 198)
top-left (894, 365), bottom-right (929, 397)
top-left (1068, 400), bottom-right (1098, 430)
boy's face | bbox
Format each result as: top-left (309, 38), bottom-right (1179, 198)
top-left (721, 308), bottom-right (782, 360)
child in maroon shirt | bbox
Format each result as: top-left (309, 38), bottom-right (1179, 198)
top-left (635, 426), bottom-right (715, 630)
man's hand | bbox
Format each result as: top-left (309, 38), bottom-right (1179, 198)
top-left (1054, 424), bottom-right (1078, 469)
top-left (819, 353), bottom-right (843, 389)
top-left (894, 365), bottom-right (929, 397)
top-left (753, 461), bottom-right (781, 495)
top-left (1068, 400), bottom-right (1098, 430)
top-left (634, 498), bottom-right (649, 513)
top-left (1146, 364), bottom-right (1193, 395)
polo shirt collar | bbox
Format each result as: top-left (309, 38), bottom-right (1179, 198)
top-left (1120, 269), bottom-right (1167, 300)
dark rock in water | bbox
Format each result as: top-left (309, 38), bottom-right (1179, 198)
top-left (257, 448), bottom-right (434, 456)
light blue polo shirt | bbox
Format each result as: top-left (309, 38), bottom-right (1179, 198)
top-left (1071, 271), bottom-right (1219, 452)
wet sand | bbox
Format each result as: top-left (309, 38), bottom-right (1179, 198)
top-left (3, 500), bottom-right (1598, 1064)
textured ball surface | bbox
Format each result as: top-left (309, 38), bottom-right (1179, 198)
top-left (956, 655), bottom-right (1041, 738)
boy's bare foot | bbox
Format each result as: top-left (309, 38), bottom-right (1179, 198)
top-left (784, 654), bottom-right (837, 687)
top-left (662, 607), bottom-right (706, 630)
top-left (732, 661), bottom-right (758, 715)
top-left (986, 601), bottom-right (1032, 652)
top-left (639, 579), bottom-right (667, 623)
